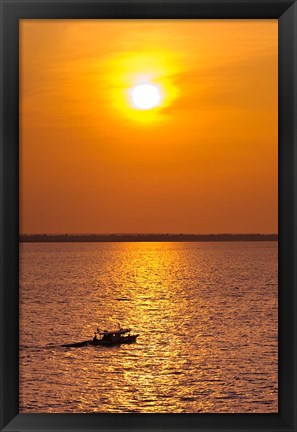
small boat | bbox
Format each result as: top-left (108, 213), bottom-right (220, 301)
top-left (92, 328), bottom-right (139, 346)
top-left (62, 327), bottom-right (139, 348)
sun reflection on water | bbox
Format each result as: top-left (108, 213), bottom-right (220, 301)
top-left (20, 242), bottom-right (278, 413)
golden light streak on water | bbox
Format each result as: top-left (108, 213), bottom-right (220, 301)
top-left (20, 242), bottom-right (278, 413)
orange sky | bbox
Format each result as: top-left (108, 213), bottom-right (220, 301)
top-left (20, 20), bottom-right (278, 234)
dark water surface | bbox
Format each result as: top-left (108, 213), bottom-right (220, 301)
top-left (20, 241), bottom-right (278, 413)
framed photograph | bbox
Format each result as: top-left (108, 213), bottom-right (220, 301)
top-left (0, 1), bottom-right (296, 431)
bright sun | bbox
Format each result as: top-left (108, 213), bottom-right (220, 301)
top-left (131, 83), bottom-right (161, 110)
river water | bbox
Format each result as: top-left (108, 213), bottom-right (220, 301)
top-left (19, 241), bottom-right (278, 413)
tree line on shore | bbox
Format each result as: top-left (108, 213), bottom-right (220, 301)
top-left (19, 233), bottom-right (278, 242)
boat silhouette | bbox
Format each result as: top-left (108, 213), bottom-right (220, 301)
top-left (62, 327), bottom-right (139, 348)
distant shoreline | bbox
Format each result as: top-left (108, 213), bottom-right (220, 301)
top-left (19, 234), bottom-right (278, 243)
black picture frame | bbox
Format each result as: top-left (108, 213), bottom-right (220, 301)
top-left (0, 1), bottom-right (296, 431)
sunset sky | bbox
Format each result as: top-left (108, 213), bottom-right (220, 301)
top-left (20, 20), bottom-right (278, 234)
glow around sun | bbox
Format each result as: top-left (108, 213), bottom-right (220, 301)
top-left (131, 83), bottom-right (161, 110)
top-left (105, 52), bottom-right (180, 122)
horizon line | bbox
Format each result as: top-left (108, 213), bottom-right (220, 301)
top-left (20, 232), bottom-right (278, 236)
top-left (19, 233), bottom-right (278, 243)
